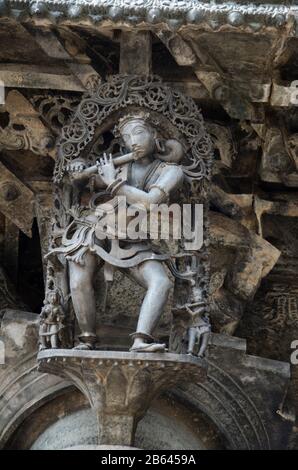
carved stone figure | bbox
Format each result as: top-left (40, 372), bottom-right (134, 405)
top-left (48, 113), bottom-right (186, 352)
top-left (185, 302), bottom-right (211, 357)
top-left (42, 75), bottom-right (213, 355)
top-left (39, 290), bottom-right (65, 350)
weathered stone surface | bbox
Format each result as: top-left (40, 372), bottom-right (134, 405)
top-left (0, 162), bottom-right (34, 237)
top-left (0, 307), bottom-right (291, 449)
top-left (0, 268), bottom-right (27, 311)
top-left (0, 64), bottom-right (87, 92)
top-left (0, 310), bottom-right (70, 448)
top-left (0, 1), bottom-right (297, 450)
top-left (237, 213), bottom-right (298, 447)
top-left (120, 31), bottom-right (152, 75)
top-left (37, 349), bottom-right (207, 446)
top-left (0, 1), bottom-right (295, 34)
top-left (0, 308), bottom-right (290, 450)
top-left (17, 392), bottom-right (222, 450)
top-left (28, 28), bottom-right (101, 92)
top-left (175, 333), bottom-right (292, 449)
top-left (209, 211), bottom-right (280, 334)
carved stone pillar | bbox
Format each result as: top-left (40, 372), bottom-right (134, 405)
top-left (31, 181), bottom-right (53, 281)
top-left (38, 350), bottom-right (207, 447)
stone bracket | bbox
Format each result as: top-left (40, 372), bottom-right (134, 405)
top-left (0, 161), bottom-right (34, 237)
top-left (120, 31), bottom-right (152, 76)
top-left (38, 350), bottom-right (207, 447)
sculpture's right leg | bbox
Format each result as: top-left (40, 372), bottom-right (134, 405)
top-left (39, 325), bottom-right (48, 350)
top-left (187, 327), bottom-right (197, 355)
top-left (68, 251), bottom-right (98, 349)
top-left (50, 326), bottom-right (59, 349)
top-left (198, 332), bottom-right (210, 358)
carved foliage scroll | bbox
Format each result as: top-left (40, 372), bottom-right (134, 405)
top-left (54, 75), bottom-right (213, 185)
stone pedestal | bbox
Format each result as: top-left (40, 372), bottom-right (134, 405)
top-left (37, 350), bottom-right (207, 447)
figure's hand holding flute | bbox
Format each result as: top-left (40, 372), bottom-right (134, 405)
top-left (85, 151), bottom-right (136, 177)
top-left (66, 151), bottom-right (137, 186)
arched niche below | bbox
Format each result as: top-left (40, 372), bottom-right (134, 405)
top-left (6, 388), bottom-right (225, 450)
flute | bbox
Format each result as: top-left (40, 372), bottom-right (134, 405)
top-left (80, 152), bottom-right (136, 177)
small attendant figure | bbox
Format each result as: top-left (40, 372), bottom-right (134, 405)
top-left (39, 290), bottom-right (65, 350)
top-left (186, 303), bottom-right (211, 358)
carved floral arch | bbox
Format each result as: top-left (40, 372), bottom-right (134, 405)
top-left (54, 74), bottom-right (213, 185)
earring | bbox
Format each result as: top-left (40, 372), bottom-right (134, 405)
top-left (155, 138), bottom-right (165, 153)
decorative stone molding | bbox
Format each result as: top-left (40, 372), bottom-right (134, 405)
top-left (173, 334), bottom-right (292, 450)
top-left (0, 311), bottom-right (291, 449)
top-left (38, 350), bottom-right (207, 446)
top-left (0, 1), bottom-right (295, 33)
top-left (0, 309), bottom-right (291, 449)
top-left (0, 90), bottom-right (55, 157)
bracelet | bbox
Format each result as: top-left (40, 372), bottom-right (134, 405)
top-left (106, 178), bottom-right (127, 195)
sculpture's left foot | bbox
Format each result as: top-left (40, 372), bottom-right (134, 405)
top-left (74, 333), bottom-right (97, 350)
top-left (130, 341), bottom-right (167, 353)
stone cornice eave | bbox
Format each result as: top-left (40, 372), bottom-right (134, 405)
top-left (0, 1), bottom-right (297, 34)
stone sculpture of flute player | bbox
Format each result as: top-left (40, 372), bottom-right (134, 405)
top-left (47, 112), bottom-right (198, 352)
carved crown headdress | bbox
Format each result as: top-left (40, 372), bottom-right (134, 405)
top-left (113, 111), bottom-right (158, 137)
top-left (55, 75), bottom-right (213, 184)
